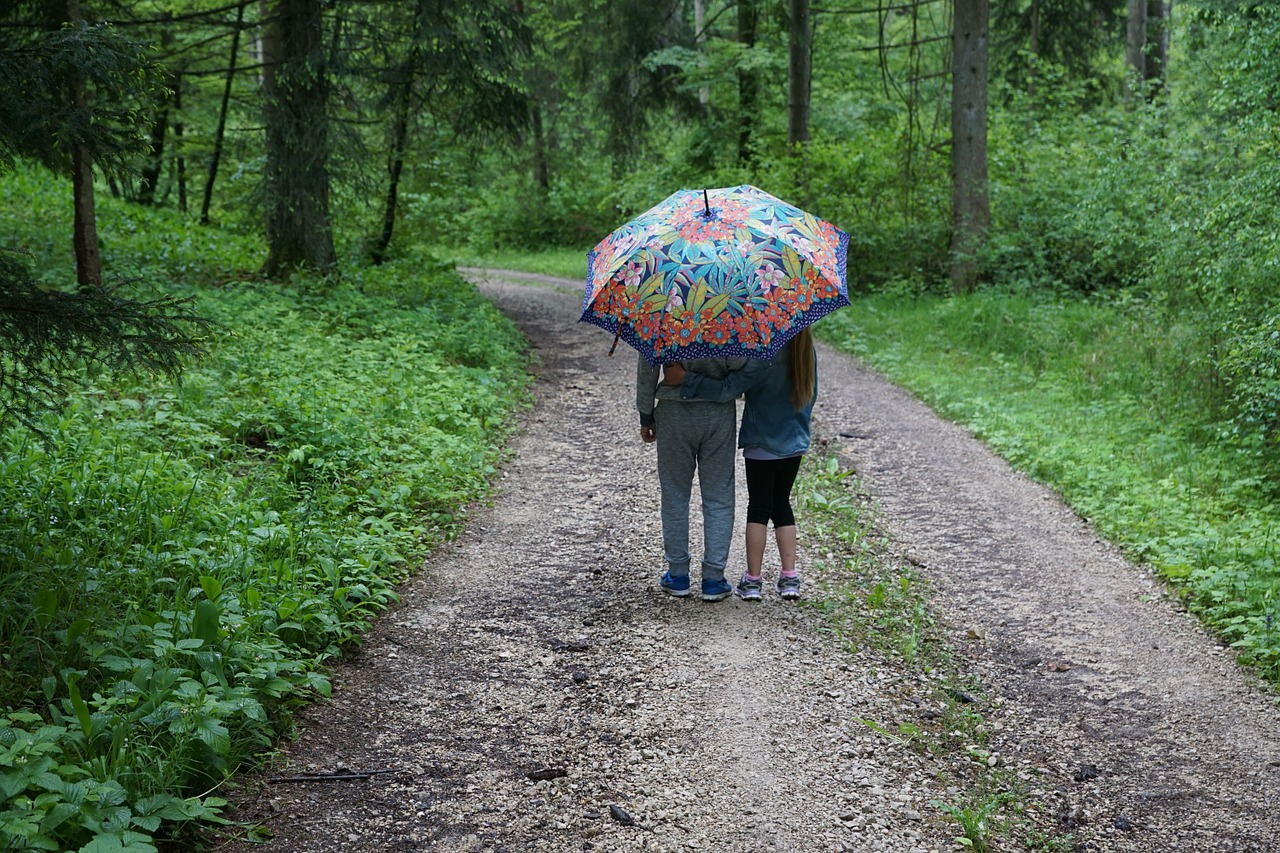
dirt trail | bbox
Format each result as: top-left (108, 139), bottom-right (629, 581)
top-left (223, 271), bottom-right (1280, 853)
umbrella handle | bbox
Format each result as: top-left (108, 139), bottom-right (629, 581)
top-left (608, 325), bottom-right (622, 356)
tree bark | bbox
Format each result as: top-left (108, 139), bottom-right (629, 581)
top-left (262, 0), bottom-right (335, 277)
top-left (1125, 0), bottom-right (1147, 104)
top-left (949, 0), bottom-right (989, 294)
top-left (372, 77), bottom-right (411, 266)
top-left (737, 0), bottom-right (759, 165)
top-left (531, 103), bottom-right (550, 192)
top-left (173, 72), bottom-right (187, 213)
top-left (137, 88), bottom-right (169, 206)
top-left (201, 0), bottom-right (245, 225)
top-left (66, 0), bottom-right (101, 287)
top-left (787, 0), bottom-right (811, 148)
top-left (1144, 0), bottom-right (1169, 96)
top-left (695, 0), bottom-right (709, 107)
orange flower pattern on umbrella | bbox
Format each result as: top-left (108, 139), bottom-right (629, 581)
top-left (580, 185), bottom-right (850, 364)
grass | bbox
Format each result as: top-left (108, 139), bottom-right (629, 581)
top-left (442, 246), bottom-right (586, 281)
top-left (0, 166), bottom-right (532, 851)
top-left (817, 288), bottom-right (1280, 684)
top-left (796, 455), bottom-right (1071, 851)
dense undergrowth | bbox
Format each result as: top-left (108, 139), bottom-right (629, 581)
top-left (0, 166), bottom-right (531, 852)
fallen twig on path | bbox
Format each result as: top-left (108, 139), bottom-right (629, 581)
top-left (267, 769), bottom-right (397, 783)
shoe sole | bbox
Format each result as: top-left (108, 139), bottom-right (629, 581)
top-left (778, 590), bottom-right (801, 601)
top-left (661, 585), bottom-right (692, 597)
top-left (701, 589), bottom-right (733, 602)
top-left (735, 588), bottom-right (763, 601)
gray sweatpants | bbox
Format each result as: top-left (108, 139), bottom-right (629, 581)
top-left (654, 399), bottom-right (737, 582)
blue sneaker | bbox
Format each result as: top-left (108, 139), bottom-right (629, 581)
top-left (700, 577), bottom-right (733, 602)
top-left (659, 571), bottom-right (692, 597)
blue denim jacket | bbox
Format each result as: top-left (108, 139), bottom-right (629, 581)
top-left (679, 340), bottom-right (816, 457)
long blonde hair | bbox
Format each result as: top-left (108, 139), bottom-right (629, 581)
top-left (787, 328), bottom-right (816, 410)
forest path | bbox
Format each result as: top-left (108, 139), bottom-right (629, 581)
top-left (222, 271), bottom-right (1280, 853)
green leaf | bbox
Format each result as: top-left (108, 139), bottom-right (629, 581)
top-left (193, 599), bottom-right (221, 646)
top-left (637, 273), bottom-right (665, 300)
top-left (702, 291), bottom-right (731, 320)
top-left (40, 801), bottom-right (82, 835)
top-left (64, 675), bottom-right (93, 739)
top-left (198, 575), bottom-right (223, 603)
top-left (194, 718), bottom-right (231, 756)
top-left (686, 281), bottom-right (710, 317)
top-left (78, 830), bottom-right (159, 853)
top-left (34, 587), bottom-right (59, 628)
top-left (781, 245), bottom-right (804, 282)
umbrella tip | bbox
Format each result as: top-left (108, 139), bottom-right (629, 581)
top-left (703, 188), bottom-right (711, 217)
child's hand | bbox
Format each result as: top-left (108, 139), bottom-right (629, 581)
top-left (661, 363), bottom-right (685, 386)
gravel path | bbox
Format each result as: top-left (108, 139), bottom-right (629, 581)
top-left (222, 271), bottom-right (1280, 853)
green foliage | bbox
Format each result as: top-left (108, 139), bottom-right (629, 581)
top-left (932, 791), bottom-right (1014, 851)
top-left (0, 20), bottom-right (162, 177)
top-left (990, 0), bottom-right (1126, 100)
top-left (0, 249), bottom-right (212, 433)
top-left (448, 247), bottom-right (586, 281)
top-left (818, 289), bottom-right (1280, 684)
top-left (798, 456), bottom-right (937, 668)
top-left (0, 169), bottom-right (530, 851)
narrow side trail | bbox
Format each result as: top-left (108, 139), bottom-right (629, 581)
top-left (222, 272), bottom-right (1280, 853)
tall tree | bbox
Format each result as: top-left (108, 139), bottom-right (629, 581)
top-left (738, 0), bottom-right (760, 164)
top-left (787, 0), bottom-right (811, 148)
top-left (261, 0), bottom-right (335, 277)
top-left (1144, 0), bottom-right (1170, 95)
top-left (950, 0), bottom-right (990, 292)
top-left (201, 1), bottom-right (248, 226)
top-left (585, 0), bottom-right (690, 174)
top-left (0, 4), bottom-right (159, 286)
top-left (1125, 0), bottom-right (1151, 102)
top-left (66, 0), bottom-right (102, 286)
top-left (0, 9), bottom-right (210, 431)
top-left (366, 0), bottom-right (531, 264)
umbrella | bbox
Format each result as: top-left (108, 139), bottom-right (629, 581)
top-left (580, 185), bottom-right (850, 364)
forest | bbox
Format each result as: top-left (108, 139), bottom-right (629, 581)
top-left (1, 0), bottom-right (1279, 849)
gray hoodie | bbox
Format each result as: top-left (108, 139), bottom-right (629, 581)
top-left (636, 353), bottom-right (748, 427)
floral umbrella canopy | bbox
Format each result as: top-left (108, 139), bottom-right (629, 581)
top-left (580, 185), bottom-right (850, 364)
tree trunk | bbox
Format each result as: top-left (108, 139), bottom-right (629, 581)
top-left (262, 0), bottom-right (335, 278)
top-left (137, 88), bottom-right (169, 206)
top-left (949, 0), bottom-right (989, 294)
top-left (372, 78), bottom-right (411, 266)
top-left (137, 16), bottom-right (175, 207)
top-left (695, 0), bottom-right (709, 107)
top-left (173, 72), bottom-right (187, 213)
top-left (737, 0), bottom-right (759, 165)
top-left (201, 0), bottom-right (245, 225)
top-left (66, 0), bottom-right (101, 287)
top-left (787, 0), bottom-right (811, 148)
top-left (1125, 0), bottom-right (1147, 104)
top-left (1144, 0), bottom-right (1169, 96)
top-left (70, 143), bottom-right (102, 288)
top-left (531, 103), bottom-right (550, 192)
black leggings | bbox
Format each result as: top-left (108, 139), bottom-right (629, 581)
top-left (744, 455), bottom-right (803, 527)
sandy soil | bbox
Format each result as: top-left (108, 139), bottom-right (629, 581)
top-left (219, 271), bottom-right (1280, 853)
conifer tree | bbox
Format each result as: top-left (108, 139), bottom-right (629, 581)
top-left (0, 16), bottom-right (211, 432)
